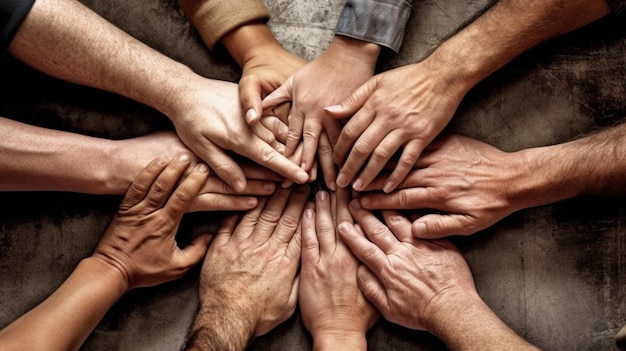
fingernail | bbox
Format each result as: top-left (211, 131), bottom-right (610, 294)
top-left (336, 173), bottom-right (347, 188)
top-left (349, 199), bottom-right (361, 210)
top-left (324, 104), bottom-right (342, 113)
top-left (383, 181), bottom-right (395, 194)
top-left (353, 179), bottom-right (363, 191)
top-left (360, 196), bottom-right (370, 206)
top-left (233, 180), bottom-right (245, 192)
top-left (178, 154), bottom-right (190, 162)
top-left (328, 181), bottom-right (337, 191)
top-left (277, 145), bottom-right (285, 154)
top-left (317, 190), bottom-right (328, 201)
top-left (338, 222), bottom-right (351, 233)
top-left (305, 208), bottom-right (314, 219)
top-left (296, 170), bottom-right (309, 184)
top-left (245, 108), bottom-right (257, 123)
top-left (263, 183), bottom-right (276, 192)
top-left (247, 198), bottom-right (258, 207)
top-left (197, 164), bottom-right (208, 173)
top-left (413, 222), bottom-right (427, 237)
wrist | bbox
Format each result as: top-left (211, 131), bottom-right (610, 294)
top-left (80, 257), bottom-right (129, 295)
top-left (187, 303), bottom-right (256, 351)
top-left (222, 22), bottom-right (283, 68)
top-left (325, 35), bottom-right (381, 70)
top-left (312, 330), bottom-right (367, 351)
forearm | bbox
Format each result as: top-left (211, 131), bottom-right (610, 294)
top-left (429, 294), bottom-right (539, 351)
top-left (424, 0), bottom-right (612, 93)
top-left (511, 123), bottom-right (626, 209)
top-left (9, 0), bottom-right (196, 119)
top-left (0, 257), bottom-right (127, 351)
top-left (0, 117), bottom-right (131, 193)
top-left (221, 22), bottom-right (285, 68)
top-left (186, 305), bottom-right (255, 351)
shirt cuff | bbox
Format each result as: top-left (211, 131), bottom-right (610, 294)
top-left (1, 0), bottom-right (36, 55)
top-left (335, 0), bottom-right (412, 53)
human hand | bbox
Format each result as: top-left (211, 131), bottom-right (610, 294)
top-left (112, 131), bottom-right (280, 212)
top-left (92, 153), bottom-right (212, 290)
top-left (187, 185), bottom-right (309, 350)
top-left (262, 36), bottom-right (380, 176)
top-left (359, 134), bottom-right (523, 238)
top-left (167, 77), bottom-right (309, 193)
top-left (299, 188), bottom-right (378, 349)
top-left (326, 60), bottom-right (469, 193)
top-left (337, 202), bottom-right (477, 333)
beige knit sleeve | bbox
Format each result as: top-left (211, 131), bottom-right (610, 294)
top-left (178, 0), bottom-right (270, 50)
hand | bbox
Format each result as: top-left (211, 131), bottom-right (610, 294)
top-left (359, 134), bottom-right (522, 238)
top-left (93, 153), bottom-right (212, 290)
top-left (168, 78), bottom-right (309, 193)
top-left (262, 36), bottom-right (380, 175)
top-left (337, 201), bottom-right (477, 333)
top-left (187, 185), bottom-right (310, 350)
top-left (299, 188), bottom-right (378, 349)
top-left (327, 60), bottom-right (469, 193)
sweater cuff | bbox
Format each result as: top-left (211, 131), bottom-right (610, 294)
top-left (335, 0), bottom-right (412, 53)
top-left (178, 0), bottom-right (270, 50)
top-left (607, 0), bottom-right (626, 14)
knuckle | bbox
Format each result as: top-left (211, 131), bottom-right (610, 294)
top-left (302, 128), bottom-right (319, 142)
top-left (278, 214), bottom-right (300, 231)
top-left (173, 188), bottom-right (193, 203)
top-left (287, 128), bottom-right (301, 141)
top-left (352, 141), bottom-right (371, 158)
top-left (341, 124), bottom-right (360, 140)
top-left (372, 145), bottom-right (393, 163)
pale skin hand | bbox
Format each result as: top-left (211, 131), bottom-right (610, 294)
top-left (326, 61), bottom-right (467, 194)
top-left (338, 203), bottom-right (539, 351)
top-left (358, 134), bottom-right (524, 238)
top-left (0, 154), bottom-right (212, 351)
top-left (0, 118), bottom-right (277, 212)
top-left (326, 0), bottom-right (613, 194)
top-left (9, 0), bottom-right (309, 193)
top-left (300, 188), bottom-right (378, 351)
top-left (221, 22), bottom-right (307, 125)
top-left (262, 36), bottom-right (381, 185)
top-left (186, 185), bottom-right (310, 351)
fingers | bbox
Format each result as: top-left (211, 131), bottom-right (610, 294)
top-left (412, 214), bottom-right (474, 239)
top-left (200, 142), bottom-right (249, 193)
top-left (285, 108), bottom-right (304, 158)
top-left (173, 233), bottom-right (213, 275)
top-left (261, 76), bottom-right (294, 111)
top-left (118, 157), bottom-right (167, 212)
top-left (241, 137), bottom-right (309, 185)
top-left (356, 265), bottom-right (388, 313)
top-left (381, 210), bottom-right (413, 242)
top-left (301, 117), bottom-right (323, 172)
top-left (318, 131), bottom-right (337, 191)
top-left (239, 78), bottom-right (263, 125)
top-left (334, 109), bottom-right (376, 188)
top-left (143, 153), bottom-right (193, 213)
top-left (260, 115), bottom-right (289, 145)
top-left (314, 191), bottom-right (336, 255)
top-left (382, 139), bottom-right (423, 193)
top-left (301, 202), bottom-right (320, 265)
top-left (200, 178), bottom-right (275, 197)
top-left (349, 200), bottom-right (399, 253)
top-left (337, 221), bottom-right (388, 277)
top-left (162, 162), bottom-right (211, 220)
top-left (334, 186), bottom-right (353, 226)
top-left (187, 194), bottom-right (258, 213)
top-left (272, 184), bottom-right (310, 244)
top-left (359, 186), bottom-right (433, 210)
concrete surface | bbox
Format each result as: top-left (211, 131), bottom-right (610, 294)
top-left (1, 0), bottom-right (625, 350)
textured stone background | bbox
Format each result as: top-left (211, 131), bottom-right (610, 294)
top-left (0, 1), bottom-right (625, 350)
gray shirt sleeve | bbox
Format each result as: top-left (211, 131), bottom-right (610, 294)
top-left (607, 0), bottom-right (626, 13)
top-left (335, 0), bottom-right (414, 53)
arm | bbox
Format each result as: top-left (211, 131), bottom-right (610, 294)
top-left (299, 188), bottom-right (378, 351)
top-left (186, 185), bottom-right (310, 350)
top-left (0, 117), bottom-right (278, 212)
top-left (8, 0), bottom-right (308, 191)
top-left (327, 0), bottom-right (614, 194)
top-left (338, 203), bottom-right (539, 350)
top-left (0, 154), bottom-right (212, 350)
top-left (359, 123), bottom-right (626, 238)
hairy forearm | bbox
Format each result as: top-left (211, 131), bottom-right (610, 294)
top-left (511, 122), bottom-right (626, 208)
top-left (429, 294), bottom-right (539, 351)
top-left (0, 117), bottom-right (130, 194)
top-left (0, 258), bottom-right (127, 351)
top-left (186, 305), bottom-right (255, 351)
top-left (9, 0), bottom-right (196, 119)
top-left (424, 0), bottom-right (612, 92)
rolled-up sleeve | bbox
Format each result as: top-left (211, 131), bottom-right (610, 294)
top-left (335, 0), bottom-right (414, 53)
top-left (177, 0), bottom-right (270, 50)
top-left (1, 0), bottom-right (36, 55)
top-left (607, 0), bottom-right (626, 13)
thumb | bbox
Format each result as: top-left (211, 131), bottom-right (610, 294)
top-left (261, 75), bottom-right (295, 111)
top-left (175, 233), bottom-right (213, 271)
top-left (324, 78), bottom-right (376, 119)
top-left (412, 214), bottom-right (472, 239)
